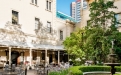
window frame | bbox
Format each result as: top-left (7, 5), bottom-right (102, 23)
top-left (47, 21), bottom-right (51, 33)
top-left (31, 0), bottom-right (38, 6)
top-left (114, 13), bottom-right (121, 27)
top-left (46, 0), bottom-right (52, 11)
top-left (49, 2), bottom-right (51, 11)
top-left (32, 0), bottom-right (34, 3)
top-left (35, 18), bottom-right (40, 30)
top-left (60, 30), bottom-right (63, 40)
top-left (46, 1), bottom-right (48, 10)
top-left (12, 10), bottom-right (19, 24)
top-left (35, 0), bottom-right (37, 5)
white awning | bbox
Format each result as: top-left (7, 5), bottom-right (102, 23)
top-left (0, 40), bottom-right (65, 50)
top-left (33, 44), bottom-right (64, 50)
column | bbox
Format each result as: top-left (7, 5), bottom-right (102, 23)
top-left (52, 51), bottom-right (55, 63)
top-left (58, 50), bottom-right (60, 65)
top-left (40, 51), bottom-right (42, 63)
top-left (29, 48), bottom-right (32, 67)
top-left (9, 47), bottom-right (11, 66)
top-left (45, 49), bottom-right (47, 67)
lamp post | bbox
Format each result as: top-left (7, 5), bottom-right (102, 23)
top-left (82, 32), bottom-right (84, 43)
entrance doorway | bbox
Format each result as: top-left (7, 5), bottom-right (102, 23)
top-left (11, 51), bottom-right (20, 66)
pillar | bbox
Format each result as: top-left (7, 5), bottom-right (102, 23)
top-left (52, 51), bottom-right (55, 63)
top-left (45, 49), bottom-right (47, 67)
top-left (58, 50), bottom-right (60, 65)
top-left (40, 51), bottom-right (42, 63)
top-left (29, 48), bottom-right (32, 67)
top-left (9, 47), bottom-right (11, 66)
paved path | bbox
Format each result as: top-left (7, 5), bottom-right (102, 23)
top-left (27, 70), bottom-right (36, 75)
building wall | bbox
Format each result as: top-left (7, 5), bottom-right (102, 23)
top-left (70, 2), bottom-right (76, 19)
top-left (0, 0), bottom-right (75, 46)
top-left (0, 0), bottom-right (55, 35)
top-left (55, 18), bottom-right (74, 45)
top-left (78, 0), bottom-right (121, 30)
top-left (75, 0), bottom-right (87, 22)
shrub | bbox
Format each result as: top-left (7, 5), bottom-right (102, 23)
top-left (79, 66), bottom-right (110, 72)
top-left (114, 74), bottom-right (121, 75)
top-left (49, 66), bottom-right (121, 75)
top-left (49, 70), bottom-right (68, 75)
top-left (69, 66), bottom-right (83, 75)
top-left (115, 66), bottom-right (121, 72)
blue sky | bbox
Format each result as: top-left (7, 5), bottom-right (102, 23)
top-left (57, 0), bottom-right (75, 16)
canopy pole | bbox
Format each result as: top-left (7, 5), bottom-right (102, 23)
top-left (58, 50), bottom-right (60, 65)
top-left (45, 49), bottom-right (47, 67)
top-left (29, 48), bottom-right (32, 67)
top-left (9, 47), bottom-right (11, 66)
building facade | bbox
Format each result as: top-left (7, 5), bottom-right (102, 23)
top-left (79, 0), bottom-right (121, 29)
top-left (70, 2), bottom-right (76, 19)
top-left (70, 0), bottom-right (87, 22)
top-left (0, 0), bottom-right (75, 68)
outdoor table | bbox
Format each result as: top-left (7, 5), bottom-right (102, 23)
top-left (2, 72), bottom-right (18, 75)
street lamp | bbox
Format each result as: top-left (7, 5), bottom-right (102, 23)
top-left (82, 32), bottom-right (84, 43)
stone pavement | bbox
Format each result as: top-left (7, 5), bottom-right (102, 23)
top-left (27, 70), bottom-right (36, 75)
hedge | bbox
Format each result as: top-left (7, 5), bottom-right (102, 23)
top-left (69, 66), bottom-right (83, 75)
top-left (49, 66), bottom-right (121, 75)
top-left (79, 66), bottom-right (110, 72)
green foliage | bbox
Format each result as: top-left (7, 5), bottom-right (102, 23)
top-left (89, 0), bottom-right (117, 28)
top-left (79, 66), bottom-right (110, 72)
top-left (69, 66), bottom-right (83, 75)
top-left (49, 70), bottom-right (68, 75)
top-left (63, 0), bottom-right (121, 64)
top-left (114, 74), bottom-right (121, 75)
top-left (84, 0), bottom-right (121, 63)
top-left (49, 66), bottom-right (121, 75)
top-left (63, 28), bottom-right (86, 61)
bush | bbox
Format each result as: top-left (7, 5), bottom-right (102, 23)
top-left (69, 66), bottom-right (83, 75)
top-left (116, 66), bottom-right (121, 72)
top-left (49, 70), bottom-right (68, 75)
top-left (49, 66), bottom-right (121, 75)
top-left (114, 74), bottom-right (121, 75)
top-left (79, 66), bottom-right (110, 72)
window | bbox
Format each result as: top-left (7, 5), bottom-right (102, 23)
top-left (115, 13), bottom-right (121, 27)
top-left (60, 30), bottom-right (63, 40)
top-left (87, 20), bottom-right (91, 26)
top-left (49, 2), bottom-right (51, 10)
top-left (46, 1), bottom-right (48, 9)
top-left (12, 10), bottom-right (19, 24)
top-left (31, 0), bottom-right (37, 5)
top-left (35, 0), bottom-right (37, 5)
top-left (46, 0), bottom-right (51, 11)
top-left (32, 0), bottom-right (34, 3)
top-left (47, 21), bottom-right (51, 33)
top-left (35, 18), bottom-right (39, 29)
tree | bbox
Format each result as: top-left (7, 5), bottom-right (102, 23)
top-left (84, 0), bottom-right (119, 63)
top-left (63, 0), bottom-right (121, 65)
top-left (63, 28), bottom-right (85, 61)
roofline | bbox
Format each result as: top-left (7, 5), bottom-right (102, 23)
top-left (57, 11), bottom-right (74, 19)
